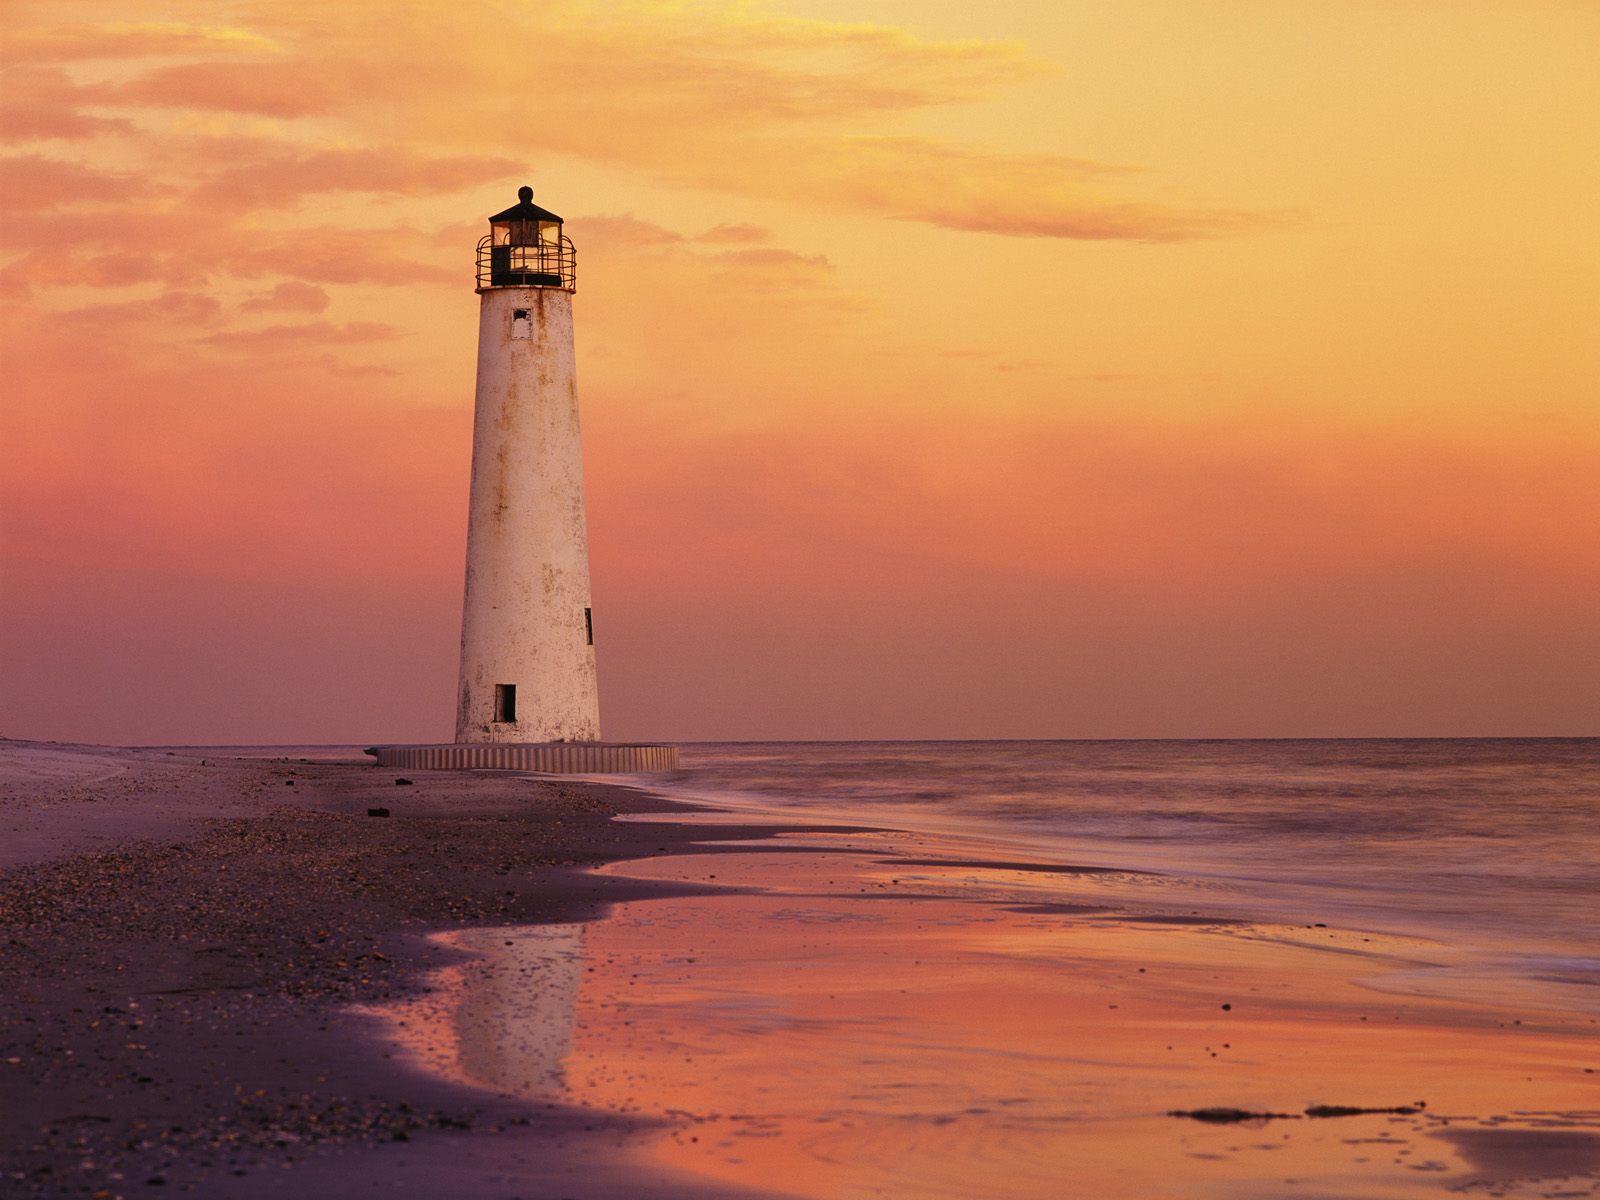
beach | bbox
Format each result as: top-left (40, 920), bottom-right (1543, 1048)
top-left (2, 739), bottom-right (1597, 1198)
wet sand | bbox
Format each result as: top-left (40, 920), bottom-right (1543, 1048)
top-left (3, 740), bottom-right (1597, 1198)
top-left (555, 836), bottom-right (1600, 1197)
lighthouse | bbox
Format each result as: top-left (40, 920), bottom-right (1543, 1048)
top-left (368, 188), bottom-right (675, 773)
top-left (455, 186), bottom-right (599, 743)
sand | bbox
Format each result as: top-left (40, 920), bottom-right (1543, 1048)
top-left (0, 741), bottom-right (801, 1197)
top-left (2, 739), bottom-right (1596, 1199)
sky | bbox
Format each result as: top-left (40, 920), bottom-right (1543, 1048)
top-left (2, 0), bottom-right (1597, 745)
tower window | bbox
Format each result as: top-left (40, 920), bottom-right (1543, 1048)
top-left (584, 607), bottom-right (594, 646)
top-left (512, 309), bottom-right (531, 340)
top-left (494, 684), bottom-right (517, 723)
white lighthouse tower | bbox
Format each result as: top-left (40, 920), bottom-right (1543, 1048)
top-left (369, 187), bottom-right (675, 773)
top-left (455, 186), bottom-right (599, 744)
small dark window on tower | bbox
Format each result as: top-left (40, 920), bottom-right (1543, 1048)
top-left (512, 309), bottom-right (532, 340)
top-left (584, 607), bottom-right (594, 646)
top-left (494, 684), bottom-right (517, 723)
top-left (513, 309), bottom-right (530, 319)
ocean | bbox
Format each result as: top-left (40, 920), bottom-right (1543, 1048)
top-left (641, 738), bottom-right (1600, 1009)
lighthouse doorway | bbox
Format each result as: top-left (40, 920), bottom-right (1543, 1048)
top-left (494, 684), bottom-right (517, 724)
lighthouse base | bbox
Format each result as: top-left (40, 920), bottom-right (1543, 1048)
top-left (365, 742), bottom-right (678, 773)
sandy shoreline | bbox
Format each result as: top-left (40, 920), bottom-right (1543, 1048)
top-left (0, 741), bottom-right (808, 1198)
top-left (3, 740), bottom-right (1597, 1198)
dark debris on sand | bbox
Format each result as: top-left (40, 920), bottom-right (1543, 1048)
top-left (1169, 1102), bottom-right (1425, 1124)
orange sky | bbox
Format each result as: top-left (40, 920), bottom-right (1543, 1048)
top-left (2, 0), bottom-right (1596, 743)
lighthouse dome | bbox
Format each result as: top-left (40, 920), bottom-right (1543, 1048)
top-left (488, 185), bottom-right (564, 227)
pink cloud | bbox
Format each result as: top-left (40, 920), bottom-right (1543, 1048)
top-left (196, 320), bottom-right (400, 349)
top-left (187, 142), bottom-right (520, 209)
top-left (695, 223), bottom-right (771, 244)
top-left (240, 281), bottom-right (331, 313)
top-left (577, 215), bottom-right (685, 248)
top-left (1, 22), bottom-right (279, 65)
top-left (0, 154), bottom-right (143, 210)
top-left (52, 289), bottom-right (224, 326)
top-left (0, 67), bottom-right (130, 141)
top-left (710, 247), bottom-right (833, 284)
top-left (81, 253), bottom-right (175, 287)
top-left (227, 227), bottom-right (456, 286)
top-left (698, 136), bottom-right (1268, 243)
top-left (114, 61), bottom-right (350, 119)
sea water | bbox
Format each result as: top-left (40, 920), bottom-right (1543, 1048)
top-left (641, 738), bottom-right (1600, 1006)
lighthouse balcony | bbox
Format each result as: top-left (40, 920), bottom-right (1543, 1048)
top-left (478, 235), bottom-right (576, 292)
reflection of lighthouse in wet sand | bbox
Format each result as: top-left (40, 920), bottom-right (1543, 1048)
top-left (452, 924), bottom-right (586, 1096)
top-left (456, 185), bottom-right (599, 744)
top-left (353, 924), bottom-right (585, 1098)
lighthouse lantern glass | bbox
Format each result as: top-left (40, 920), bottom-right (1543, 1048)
top-left (492, 218), bottom-right (522, 246)
top-left (491, 217), bottom-right (562, 247)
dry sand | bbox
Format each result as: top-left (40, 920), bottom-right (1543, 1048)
top-left (2, 739), bottom-right (1596, 1199)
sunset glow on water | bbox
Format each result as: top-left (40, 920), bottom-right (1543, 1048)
top-left (650, 740), bottom-right (1600, 980)
top-left (368, 740), bottom-right (1600, 1198)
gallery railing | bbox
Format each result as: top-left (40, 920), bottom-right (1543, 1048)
top-left (477, 234), bottom-right (577, 291)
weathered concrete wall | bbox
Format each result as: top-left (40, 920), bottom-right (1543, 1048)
top-left (455, 287), bottom-right (601, 743)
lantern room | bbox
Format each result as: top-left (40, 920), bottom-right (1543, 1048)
top-left (477, 185), bottom-right (576, 292)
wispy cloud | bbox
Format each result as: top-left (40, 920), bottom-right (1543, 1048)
top-left (196, 320), bottom-right (400, 349)
top-left (239, 281), bottom-right (329, 313)
top-left (672, 135), bottom-right (1266, 242)
top-left (113, 60), bottom-right (364, 119)
top-left (0, 66), bottom-right (132, 140)
top-left (1, 20), bottom-right (282, 65)
top-left (185, 141), bottom-right (521, 209)
top-left (3, 1), bottom-right (1264, 244)
top-left (696, 223), bottom-right (772, 245)
top-left (0, 153), bottom-right (145, 210)
top-left (51, 289), bottom-right (224, 326)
